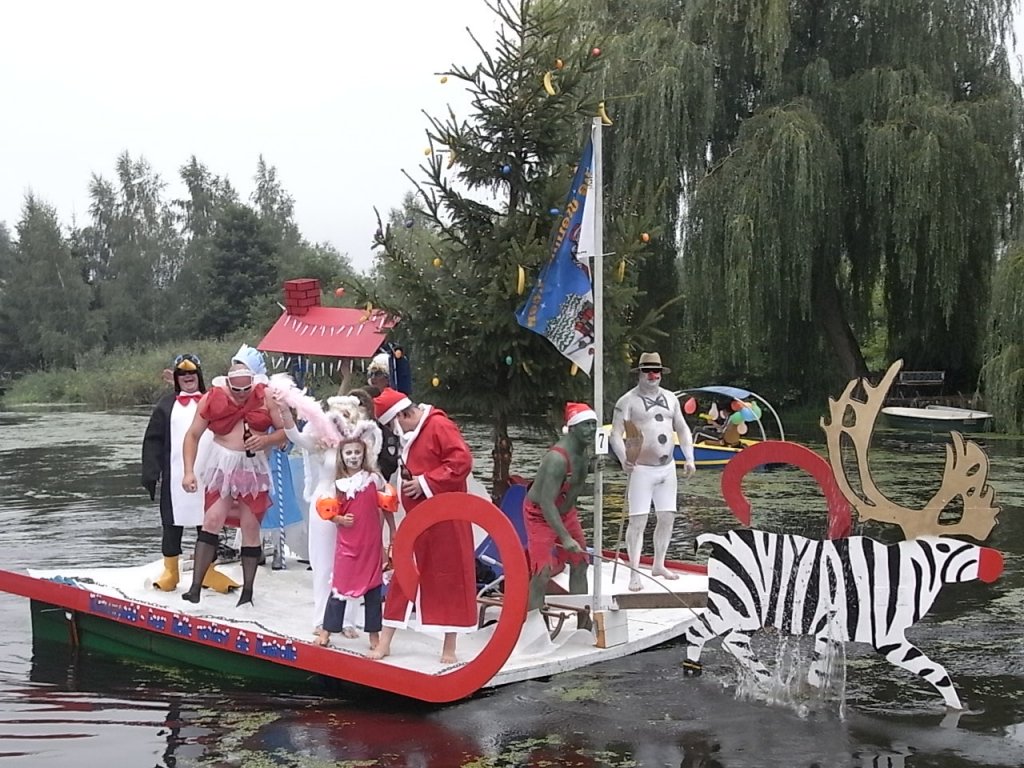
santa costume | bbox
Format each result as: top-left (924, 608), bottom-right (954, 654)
top-left (373, 388), bottom-right (478, 633)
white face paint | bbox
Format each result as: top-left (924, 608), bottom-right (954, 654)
top-left (638, 369), bottom-right (662, 391)
top-left (341, 442), bottom-right (365, 470)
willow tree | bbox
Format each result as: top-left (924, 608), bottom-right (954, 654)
top-left (366, 0), bottom-right (659, 498)
top-left (981, 243), bottom-right (1024, 432)
top-left (565, 0), bottom-right (717, 373)
top-left (674, 1), bottom-right (1022, 389)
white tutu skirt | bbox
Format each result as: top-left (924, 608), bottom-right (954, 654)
top-left (197, 440), bottom-right (272, 500)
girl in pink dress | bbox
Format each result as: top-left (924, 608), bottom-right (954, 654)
top-left (316, 420), bottom-right (396, 651)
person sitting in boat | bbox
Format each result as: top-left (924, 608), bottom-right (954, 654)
top-left (696, 404), bottom-right (743, 448)
top-left (524, 402), bottom-right (596, 626)
top-left (610, 352), bottom-right (696, 592)
top-left (314, 416), bottom-right (396, 651)
top-left (369, 387), bottom-right (478, 664)
top-left (141, 353), bottom-right (239, 594)
top-left (180, 345), bottom-right (287, 607)
top-left (693, 411), bottom-right (722, 444)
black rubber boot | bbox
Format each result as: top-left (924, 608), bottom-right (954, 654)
top-left (182, 530), bottom-right (219, 604)
top-left (236, 545), bottom-right (261, 607)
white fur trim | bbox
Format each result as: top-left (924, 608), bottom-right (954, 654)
top-left (566, 408), bottom-right (597, 427)
top-left (398, 404), bottom-right (430, 461)
top-left (379, 395), bottom-right (412, 425)
top-left (417, 475), bottom-right (433, 499)
top-left (335, 470), bottom-right (373, 499)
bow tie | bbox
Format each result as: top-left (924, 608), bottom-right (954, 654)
top-left (176, 393), bottom-right (202, 406)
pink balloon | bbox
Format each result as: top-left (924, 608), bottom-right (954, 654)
top-left (684, 396), bottom-right (697, 415)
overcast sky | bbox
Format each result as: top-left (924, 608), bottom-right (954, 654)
top-left (3, 3), bottom-right (1023, 274)
top-left (0, 0), bottom-right (499, 272)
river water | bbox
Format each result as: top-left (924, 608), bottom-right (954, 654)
top-left (0, 407), bottom-right (1022, 767)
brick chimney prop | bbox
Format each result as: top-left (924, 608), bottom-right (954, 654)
top-left (284, 278), bottom-right (321, 317)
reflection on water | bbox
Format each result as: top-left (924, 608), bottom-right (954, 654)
top-left (1, 408), bottom-right (1023, 767)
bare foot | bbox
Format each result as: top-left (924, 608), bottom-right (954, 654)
top-left (628, 575), bottom-right (643, 592)
top-left (368, 631), bottom-right (379, 651)
top-left (315, 629), bottom-right (331, 647)
top-left (341, 627), bottom-right (360, 640)
top-left (440, 651), bottom-right (458, 664)
top-left (368, 644), bottom-right (391, 661)
top-left (652, 568), bottom-right (680, 580)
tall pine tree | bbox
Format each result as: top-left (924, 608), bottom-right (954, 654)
top-left (5, 195), bottom-right (99, 368)
top-left (200, 203), bottom-right (279, 338)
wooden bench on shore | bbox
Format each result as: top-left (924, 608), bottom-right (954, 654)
top-left (890, 369), bottom-right (945, 404)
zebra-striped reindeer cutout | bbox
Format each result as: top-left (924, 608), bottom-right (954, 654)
top-left (682, 530), bottom-right (1003, 709)
top-left (686, 361), bottom-right (1004, 710)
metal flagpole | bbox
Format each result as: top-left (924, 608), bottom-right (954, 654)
top-left (591, 116), bottom-right (604, 614)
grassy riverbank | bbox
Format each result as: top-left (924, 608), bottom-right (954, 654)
top-left (1, 341), bottom-right (244, 408)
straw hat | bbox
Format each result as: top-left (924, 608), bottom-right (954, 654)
top-left (630, 352), bottom-right (670, 374)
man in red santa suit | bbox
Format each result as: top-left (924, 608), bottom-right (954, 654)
top-left (369, 388), bottom-right (477, 664)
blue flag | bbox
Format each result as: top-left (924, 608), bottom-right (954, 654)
top-left (515, 140), bottom-right (596, 374)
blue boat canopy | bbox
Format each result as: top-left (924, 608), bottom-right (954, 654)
top-left (683, 385), bottom-right (754, 400)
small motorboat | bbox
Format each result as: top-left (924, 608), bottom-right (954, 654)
top-left (881, 405), bottom-right (994, 433)
top-left (675, 385), bottom-right (785, 470)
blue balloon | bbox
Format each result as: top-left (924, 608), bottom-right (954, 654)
top-left (740, 406), bottom-right (755, 422)
top-left (501, 164), bottom-right (512, 175)
top-left (549, 207), bottom-right (560, 216)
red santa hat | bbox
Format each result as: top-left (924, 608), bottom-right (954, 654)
top-left (374, 387), bottom-right (412, 425)
top-left (565, 402), bottom-right (597, 428)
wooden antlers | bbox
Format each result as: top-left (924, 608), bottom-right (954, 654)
top-left (820, 361), bottom-right (999, 541)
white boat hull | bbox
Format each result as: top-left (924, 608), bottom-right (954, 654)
top-left (881, 405), bottom-right (993, 433)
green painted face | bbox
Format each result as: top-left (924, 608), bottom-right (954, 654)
top-left (569, 419), bottom-right (598, 446)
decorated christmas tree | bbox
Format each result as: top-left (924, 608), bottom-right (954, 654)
top-left (367, 0), bottom-right (662, 498)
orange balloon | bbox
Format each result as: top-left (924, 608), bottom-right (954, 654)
top-left (684, 396), bottom-right (697, 415)
top-left (378, 483), bottom-right (399, 513)
top-left (316, 497), bottom-right (342, 520)
top-left (730, 400), bottom-right (744, 412)
top-left (334, 286), bottom-right (345, 297)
